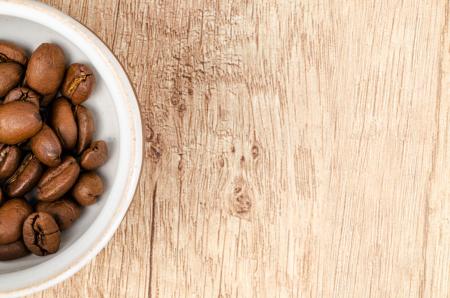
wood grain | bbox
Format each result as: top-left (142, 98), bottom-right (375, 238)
top-left (30, 0), bottom-right (450, 297)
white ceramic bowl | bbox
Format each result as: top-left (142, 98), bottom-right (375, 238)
top-left (0, 1), bottom-right (143, 296)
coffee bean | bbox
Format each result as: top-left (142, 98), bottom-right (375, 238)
top-left (75, 105), bottom-right (95, 154)
top-left (80, 140), bottom-right (108, 170)
top-left (36, 198), bottom-right (81, 230)
top-left (62, 64), bottom-right (96, 105)
top-left (31, 124), bottom-right (62, 167)
top-left (25, 43), bottom-right (65, 105)
top-left (0, 145), bottom-right (21, 181)
top-left (0, 62), bottom-right (22, 97)
top-left (23, 212), bottom-right (60, 256)
top-left (0, 199), bottom-right (32, 245)
top-left (0, 41), bottom-right (27, 65)
top-left (0, 40), bottom-right (109, 260)
top-left (72, 172), bottom-right (104, 206)
top-left (6, 154), bottom-right (44, 197)
top-left (0, 101), bottom-right (43, 144)
top-left (50, 97), bottom-right (77, 150)
top-left (37, 156), bottom-right (80, 202)
top-left (4, 87), bottom-right (40, 107)
top-left (0, 240), bottom-right (29, 261)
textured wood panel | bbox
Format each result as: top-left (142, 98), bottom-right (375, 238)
top-left (29, 0), bottom-right (450, 297)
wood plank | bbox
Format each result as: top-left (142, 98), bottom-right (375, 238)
top-left (30, 1), bottom-right (450, 297)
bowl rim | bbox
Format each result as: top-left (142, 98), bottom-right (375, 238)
top-left (0, 0), bottom-right (144, 296)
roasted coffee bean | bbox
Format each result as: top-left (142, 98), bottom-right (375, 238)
top-left (74, 105), bottom-right (94, 154)
top-left (37, 156), bottom-right (80, 202)
top-left (0, 145), bottom-right (21, 180)
top-left (25, 43), bottom-right (65, 105)
top-left (80, 140), bottom-right (108, 170)
top-left (4, 87), bottom-right (40, 107)
top-left (0, 240), bottom-right (29, 261)
top-left (0, 62), bottom-right (22, 97)
top-left (23, 212), bottom-right (60, 256)
top-left (62, 64), bottom-right (96, 105)
top-left (6, 154), bottom-right (44, 197)
top-left (0, 40), bottom-right (111, 260)
top-left (50, 97), bottom-right (77, 150)
top-left (31, 124), bottom-right (62, 167)
top-left (36, 198), bottom-right (81, 230)
top-left (0, 199), bottom-right (32, 245)
top-left (72, 172), bottom-right (104, 206)
top-left (0, 101), bottom-right (42, 144)
top-left (0, 41), bottom-right (27, 65)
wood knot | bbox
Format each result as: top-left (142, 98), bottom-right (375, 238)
top-left (233, 194), bottom-right (252, 214)
top-left (230, 177), bottom-right (252, 219)
top-left (148, 145), bottom-right (162, 163)
top-left (145, 126), bottom-right (154, 142)
top-left (240, 155), bottom-right (246, 167)
top-left (218, 156), bottom-right (225, 168)
top-left (178, 103), bottom-right (186, 113)
top-left (251, 145), bottom-right (259, 159)
top-left (170, 92), bottom-right (182, 106)
top-left (231, 146), bottom-right (236, 153)
top-left (178, 156), bottom-right (184, 172)
top-left (146, 133), bottom-right (164, 164)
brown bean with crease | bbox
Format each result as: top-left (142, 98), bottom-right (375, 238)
top-left (61, 63), bottom-right (96, 105)
top-left (0, 199), bottom-right (32, 245)
top-left (25, 43), bottom-right (65, 106)
top-left (36, 198), bottom-right (81, 230)
top-left (0, 240), bottom-right (29, 261)
top-left (4, 87), bottom-right (40, 107)
top-left (0, 101), bottom-right (42, 145)
top-left (72, 172), bottom-right (104, 206)
top-left (0, 41), bottom-right (27, 65)
top-left (50, 97), bottom-right (77, 150)
top-left (80, 140), bottom-right (108, 170)
top-left (23, 212), bottom-right (60, 256)
top-left (6, 154), bottom-right (44, 197)
top-left (36, 156), bottom-right (80, 202)
top-left (0, 62), bottom-right (22, 97)
top-left (30, 124), bottom-right (62, 167)
top-left (75, 104), bottom-right (94, 154)
top-left (0, 145), bottom-right (21, 181)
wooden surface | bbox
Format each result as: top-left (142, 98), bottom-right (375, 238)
top-left (31, 1), bottom-right (450, 297)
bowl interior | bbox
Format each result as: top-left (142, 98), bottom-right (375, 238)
top-left (0, 16), bottom-right (120, 273)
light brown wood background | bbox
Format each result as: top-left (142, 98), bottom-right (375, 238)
top-left (31, 0), bottom-right (450, 297)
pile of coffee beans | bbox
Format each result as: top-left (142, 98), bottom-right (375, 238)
top-left (0, 41), bottom-right (108, 260)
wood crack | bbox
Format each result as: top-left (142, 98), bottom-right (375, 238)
top-left (148, 181), bottom-right (158, 297)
